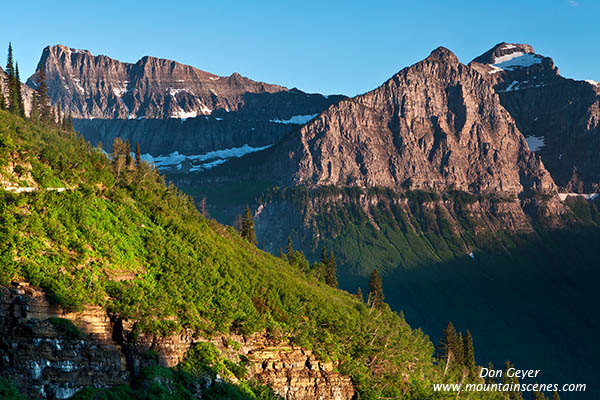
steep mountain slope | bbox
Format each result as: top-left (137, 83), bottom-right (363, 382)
top-left (27, 45), bottom-right (344, 161)
top-left (470, 42), bottom-right (600, 191)
top-left (0, 110), bottom-right (515, 399)
top-left (188, 46), bottom-right (600, 399)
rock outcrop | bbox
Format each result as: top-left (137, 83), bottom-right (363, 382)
top-left (0, 282), bottom-right (354, 400)
top-left (470, 42), bottom-right (600, 190)
top-left (0, 283), bottom-right (128, 399)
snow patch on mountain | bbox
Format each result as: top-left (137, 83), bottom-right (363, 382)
top-left (270, 114), bottom-right (318, 124)
top-left (140, 144), bottom-right (272, 172)
top-left (492, 52), bottom-right (543, 71)
top-left (525, 135), bottom-right (545, 152)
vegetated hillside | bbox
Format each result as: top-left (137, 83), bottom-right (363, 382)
top-left (0, 110), bottom-right (518, 399)
top-left (181, 45), bottom-right (600, 399)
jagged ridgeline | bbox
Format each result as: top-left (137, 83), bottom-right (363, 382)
top-left (0, 110), bottom-right (524, 399)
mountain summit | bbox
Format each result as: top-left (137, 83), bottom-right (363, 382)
top-left (241, 46), bottom-right (556, 196)
top-left (471, 42), bottom-right (600, 190)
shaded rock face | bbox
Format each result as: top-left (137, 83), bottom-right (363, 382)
top-left (470, 42), bottom-right (600, 191)
top-left (250, 47), bottom-right (556, 197)
top-left (27, 45), bottom-right (344, 157)
top-left (0, 282), bottom-right (354, 400)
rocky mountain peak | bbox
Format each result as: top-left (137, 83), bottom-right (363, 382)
top-left (470, 42), bottom-right (556, 78)
top-left (425, 46), bottom-right (460, 65)
top-left (472, 42), bottom-right (535, 64)
top-left (26, 44), bottom-right (292, 119)
top-left (244, 46), bottom-right (557, 197)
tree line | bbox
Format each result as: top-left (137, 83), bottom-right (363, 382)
top-left (1, 42), bottom-right (73, 132)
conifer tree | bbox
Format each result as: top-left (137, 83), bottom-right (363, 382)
top-left (15, 63), bottom-right (24, 117)
top-left (112, 137), bottom-right (129, 178)
top-left (240, 205), bottom-right (256, 244)
top-left (325, 250), bottom-right (337, 288)
top-left (484, 361), bottom-right (496, 384)
top-left (463, 330), bottom-right (476, 375)
top-left (368, 268), bottom-right (384, 307)
top-left (439, 322), bottom-right (461, 373)
top-left (135, 143), bottom-right (142, 167)
top-left (356, 287), bottom-right (364, 302)
top-left (320, 247), bottom-right (329, 265)
top-left (286, 237), bottom-right (294, 262)
top-left (551, 391), bottom-right (560, 400)
top-left (36, 66), bottom-right (51, 124)
top-left (65, 112), bottom-right (74, 132)
top-left (5, 43), bottom-right (19, 115)
top-left (502, 361), bottom-right (524, 400)
top-left (29, 95), bottom-right (39, 121)
top-left (456, 332), bottom-right (464, 368)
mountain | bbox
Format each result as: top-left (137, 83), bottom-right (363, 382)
top-left (186, 46), bottom-right (600, 399)
top-left (27, 45), bottom-right (344, 166)
top-left (0, 108), bottom-right (506, 399)
top-left (470, 42), bottom-right (600, 191)
top-left (238, 47), bottom-right (556, 195)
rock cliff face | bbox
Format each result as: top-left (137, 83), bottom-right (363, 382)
top-left (0, 282), bottom-right (354, 400)
top-left (242, 47), bottom-right (556, 198)
top-left (470, 42), bottom-right (600, 190)
top-left (27, 45), bottom-right (344, 158)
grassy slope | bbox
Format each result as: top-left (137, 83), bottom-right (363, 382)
top-left (0, 110), bottom-right (514, 399)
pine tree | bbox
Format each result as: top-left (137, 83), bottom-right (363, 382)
top-left (502, 361), bottom-right (524, 400)
top-left (463, 330), bottom-right (476, 375)
top-left (368, 268), bottom-right (384, 307)
top-left (484, 361), bottom-right (496, 384)
top-left (66, 112), bottom-right (74, 132)
top-left (551, 391), bottom-right (560, 400)
top-left (29, 95), bottom-right (39, 122)
top-left (15, 63), bottom-right (24, 117)
top-left (320, 247), bottom-right (329, 265)
top-left (439, 322), bottom-right (460, 374)
top-left (325, 250), bottom-right (337, 288)
top-left (112, 137), bottom-right (129, 179)
top-left (5, 43), bottom-right (19, 116)
top-left (286, 237), bottom-right (294, 262)
top-left (36, 66), bottom-right (51, 124)
top-left (240, 205), bottom-right (256, 244)
top-left (356, 287), bottom-right (364, 302)
top-left (456, 332), bottom-right (464, 368)
top-left (135, 143), bottom-right (142, 167)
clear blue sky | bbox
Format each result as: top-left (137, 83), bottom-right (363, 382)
top-left (1, 1), bottom-right (597, 96)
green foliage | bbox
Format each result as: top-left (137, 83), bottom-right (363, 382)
top-left (240, 205), bottom-right (257, 244)
top-left (0, 378), bottom-right (27, 400)
top-left (49, 317), bottom-right (83, 337)
top-left (0, 110), bottom-right (512, 399)
top-left (367, 268), bottom-right (384, 307)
